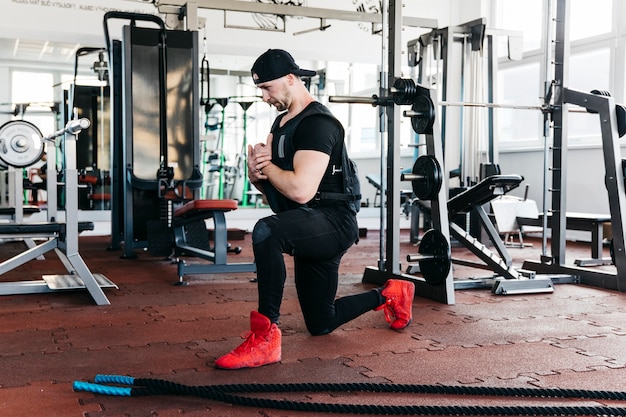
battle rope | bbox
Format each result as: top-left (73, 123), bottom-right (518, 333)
top-left (74, 374), bottom-right (626, 416)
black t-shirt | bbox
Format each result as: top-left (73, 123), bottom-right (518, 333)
top-left (263, 102), bottom-right (346, 212)
top-left (292, 115), bottom-right (343, 195)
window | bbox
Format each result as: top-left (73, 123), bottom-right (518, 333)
top-left (493, 0), bottom-right (620, 149)
top-left (570, 0), bottom-right (613, 41)
top-left (493, 0), bottom-right (543, 55)
top-left (323, 61), bottom-right (415, 157)
top-left (11, 71), bottom-right (55, 136)
top-left (568, 47), bottom-right (612, 143)
top-left (497, 61), bottom-right (543, 145)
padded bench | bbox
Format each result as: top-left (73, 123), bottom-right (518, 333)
top-left (173, 199), bottom-right (256, 283)
top-left (448, 175), bottom-right (524, 216)
top-left (516, 212), bottom-right (612, 266)
top-left (0, 221), bottom-right (93, 233)
top-left (0, 206), bottom-right (40, 218)
top-left (0, 221), bottom-right (94, 237)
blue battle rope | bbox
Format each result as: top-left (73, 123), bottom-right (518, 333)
top-left (73, 374), bottom-right (626, 416)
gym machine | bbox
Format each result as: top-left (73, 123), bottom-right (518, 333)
top-left (521, 0), bottom-right (626, 291)
top-left (329, 1), bottom-right (567, 303)
top-left (332, 78), bottom-right (556, 298)
top-left (409, 18), bottom-right (523, 187)
top-left (104, 12), bottom-right (202, 258)
top-left (104, 11), bottom-right (255, 281)
top-left (0, 118), bottom-right (115, 305)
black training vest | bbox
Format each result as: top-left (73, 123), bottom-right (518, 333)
top-left (262, 102), bottom-right (360, 214)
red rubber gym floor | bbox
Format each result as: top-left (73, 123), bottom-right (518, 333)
top-left (1, 228), bottom-right (626, 416)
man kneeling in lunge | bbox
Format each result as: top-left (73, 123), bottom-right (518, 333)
top-left (214, 49), bottom-right (415, 370)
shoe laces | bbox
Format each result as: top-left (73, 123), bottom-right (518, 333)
top-left (379, 299), bottom-right (397, 324)
top-left (232, 330), bottom-right (261, 354)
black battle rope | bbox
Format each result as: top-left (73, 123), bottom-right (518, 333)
top-left (73, 374), bottom-right (626, 416)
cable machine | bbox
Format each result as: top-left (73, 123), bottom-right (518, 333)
top-left (104, 12), bottom-right (201, 259)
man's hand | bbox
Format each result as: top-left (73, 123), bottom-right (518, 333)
top-left (248, 133), bottom-right (273, 182)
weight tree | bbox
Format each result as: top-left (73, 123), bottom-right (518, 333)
top-left (330, 0), bottom-right (455, 305)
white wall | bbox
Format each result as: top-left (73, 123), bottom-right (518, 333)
top-left (501, 145), bottom-right (619, 216)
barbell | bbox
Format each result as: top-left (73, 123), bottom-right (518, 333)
top-left (0, 119), bottom-right (91, 169)
top-left (329, 79), bottom-right (626, 137)
top-left (406, 228), bottom-right (451, 285)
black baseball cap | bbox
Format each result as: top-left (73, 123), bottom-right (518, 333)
top-left (251, 49), bottom-right (317, 84)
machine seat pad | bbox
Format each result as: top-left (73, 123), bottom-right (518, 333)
top-left (88, 193), bottom-right (111, 201)
top-left (0, 221), bottom-right (94, 235)
top-left (174, 199), bottom-right (239, 219)
top-left (448, 174), bottom-right (524, 215)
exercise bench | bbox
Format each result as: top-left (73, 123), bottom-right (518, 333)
top-left (0, 220), bottom-right (116, 301)
top-left (516, 212), bottom-right (612, 266)
top-left (173, 199), bottom-right (256, 284)
top-left (414, 175), bottom-right (529, 282)
top-left (447, 175), bottom-right (526, 279)
top-left (0, 118), bottom-right (114, 305)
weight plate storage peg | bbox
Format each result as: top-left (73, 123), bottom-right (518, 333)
top-left (0, 120), bottom-right (45, 167)
top-left (416, 228), bottom-right (451, 285)
top-left (409, 154), bottom-right (443, 200)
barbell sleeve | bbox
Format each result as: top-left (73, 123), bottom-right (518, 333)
top-left (407, 254), bottom-right (437, 262)
top-left (401, 173), bottom-right (426, 181)
top-left (328, 95), bottom-right (378, 105)
top-left (66, 118), bottom-right (91, 135)
top-left (45, 118), bottom-right (91, 140)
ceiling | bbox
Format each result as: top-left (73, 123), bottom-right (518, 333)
top-left (0, 1), bottom-right (442, 76)
top-left (0, 37), bottom-right (80, 66)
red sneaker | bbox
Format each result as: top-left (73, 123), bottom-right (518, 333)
top-left (215, 311), bottom-right (282, 370)
top-left (374, 279), bottom-right (415, 330)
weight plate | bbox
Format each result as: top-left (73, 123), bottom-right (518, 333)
top-left (418, 228), bottom-right (451, 286)
top-left (411, 154), bottom-right (443, 200)
top-left (616, 104), bottom-right (626, 138)
top-left (0, 120), bottom-right (44, 167)
top-left (392, 78), bottom-right (417, 105)
top-left (410, 95), bottom-right (435, 134)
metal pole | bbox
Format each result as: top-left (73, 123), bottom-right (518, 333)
top-left (541, 0), bottom-right (553, 256)
top-left (377, 0), bottom-right (388, 271)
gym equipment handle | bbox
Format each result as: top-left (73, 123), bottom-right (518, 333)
top-left (45, 118), bottom-right (90, 140)
top-left (73, 380), bottom-right (132, 396)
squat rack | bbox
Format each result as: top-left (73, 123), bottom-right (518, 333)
top-left (522, 0), bottom-right (626, 290)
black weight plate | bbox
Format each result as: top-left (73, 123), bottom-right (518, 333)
top-left (616, 104), bottom-right (626, 138)
top-left (411, 155), bottom-right (443, 200)
top-left (410, 95), bottom-right (435, 134)
top-left (392, 78), bottom-right (417, 105)
top-left (418, 228), bottom-right (451, 285)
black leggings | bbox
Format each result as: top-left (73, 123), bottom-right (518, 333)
top-left (252, 206), bottom-right (384, 335)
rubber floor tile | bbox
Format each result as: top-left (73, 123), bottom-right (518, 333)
top-left (0, 342), bottom-right (206, 388)
top-left (345, 341), bottom-right (612, 384)
top-left (2, 234), bottom-right (626, 416)
top-left (0, 381), bottom-right (102, 417)
top-left (411, 314), bottom-right (622, 346)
